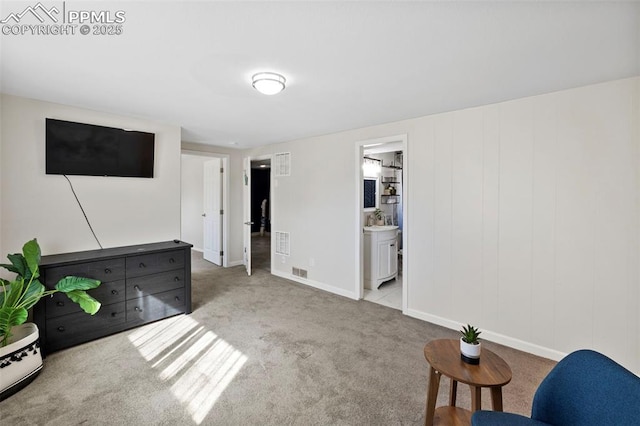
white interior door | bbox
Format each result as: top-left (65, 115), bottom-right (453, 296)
top-left (203, 158), bottom-right (222, 265)
top-left (243, 156), bottom-right (252, 276)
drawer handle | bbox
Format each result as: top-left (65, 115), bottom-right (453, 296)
top-left (105, 268), bottom-right (111, 274)
top-left (57, 326), bottom-right (65, 332)
top-left (56, 301), bottom-right (65, 307)
top-left (111, 312), bottom-right (118, 317)
top-left (134, 307), bottom-right (142, 312)
top-left (139, 262), bottom-right (146, 268)
top-left (169, 258), bottom-right (175, 263)
top-left (134, 285), bottom-right (141, 291)
top-left (174, 277), bottom-right (180, 282)
top-left (175, 296), bottom-right (180, 301)
top-left (111, 290), bottom-right (119, 295)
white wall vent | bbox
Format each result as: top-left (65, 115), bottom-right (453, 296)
top-left (275, 231), bottom-right (290, 256)
top-left (274, 152), bottom-right (291, 176)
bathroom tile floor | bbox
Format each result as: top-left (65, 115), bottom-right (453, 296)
top-left (364, 275), bottom-right (402, 310)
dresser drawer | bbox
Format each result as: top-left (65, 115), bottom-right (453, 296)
top-left (44, 258), bottom-right (125, 286)
top-left (45, 280), bottom-right (126, 319)
top-left (126, 250), bottom-right (185, 277)
top-left (45, 302), bottom-right (126, 351)
top-left (126, 288), bottom-right (185, 324)
top-left (126, 270), bottom-right (184, 299)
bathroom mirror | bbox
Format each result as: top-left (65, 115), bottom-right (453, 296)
top-left (363, 178), bottom-right (378, 210)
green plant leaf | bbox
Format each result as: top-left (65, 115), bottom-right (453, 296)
top-left (0, 305), bottom-right (28, 336)
top-left (55, 276), bottom-right (101, 292)
top-left (0, 262), bottom-right (20, 275)
top-left (0, 279), bottom-right (9, 306)
top-left (3, 279), bottom-right (25, 308)
top-left (64, 290), bottom-right (101, 315)
top-left (22, 239), bottom-right (41, 279)
top-left (5, 253), bottom-right (27, 277)
top-left (20, 279), bottom-right (45, 310)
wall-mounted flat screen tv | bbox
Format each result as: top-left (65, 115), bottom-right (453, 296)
top-left (46, 118), bottom-right (155, 178)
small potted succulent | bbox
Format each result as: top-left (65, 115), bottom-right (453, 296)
top-left (460, 324), bottom-right (482, 364)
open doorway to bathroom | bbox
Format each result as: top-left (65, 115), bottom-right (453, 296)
top-left (251, 158), bottom-right (271, 272)
top-left (356, 136), bottom-right (407, 311)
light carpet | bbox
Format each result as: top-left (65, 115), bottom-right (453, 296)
top-left (0, 252), bottom-right (556, 425)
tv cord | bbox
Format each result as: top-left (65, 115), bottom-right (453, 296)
top-left (63, 175), bottom-right (103, 249)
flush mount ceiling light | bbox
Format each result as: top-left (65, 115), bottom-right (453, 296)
top-left (252, 72), bottom-right (286, 95)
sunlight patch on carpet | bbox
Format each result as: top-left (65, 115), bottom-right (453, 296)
top-left (128, 315), bottom-right (248, 424)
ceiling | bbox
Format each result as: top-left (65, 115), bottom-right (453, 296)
top-left (1, 1), bottom-right (639, 149)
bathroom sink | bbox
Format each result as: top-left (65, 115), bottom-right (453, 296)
top-left (363, 225), bottom-right (399, 231)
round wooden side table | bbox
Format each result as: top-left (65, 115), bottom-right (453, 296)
top-left (423, 339), bottom-right (512, 425)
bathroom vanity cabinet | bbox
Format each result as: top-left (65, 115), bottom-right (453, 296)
top-left (363, 226), bottom-right (398, 289)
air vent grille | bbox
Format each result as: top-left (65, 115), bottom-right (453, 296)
top-left (274, 152), bottom-right (291, 176)
top-left (275, 231), bottom-right (290, 256)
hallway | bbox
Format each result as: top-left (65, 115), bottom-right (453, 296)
top-left (252, 234), bottom-right (270, 272)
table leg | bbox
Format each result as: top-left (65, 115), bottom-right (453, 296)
top-left (490, 387), bottom-right (504, 411)
top-left (425, 366), bottom-right (441, 426)
top-left (448, 378), bottom-right (458, 406)
top-left (470, 385), bottom-right (482, 412)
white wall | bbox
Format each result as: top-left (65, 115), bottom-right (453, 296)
top-left (636, 76), bottom-right (640, 372)
top-left (409, 78), bottom-right (639, 373)
top-left (249, 133), bottom-right (366, 298)
top-left (0, 95), bottom-right (182, 256)
top-left (246, 77), bottom-right (640, 373)
top-left (180, 154), bottom-right (206, 251)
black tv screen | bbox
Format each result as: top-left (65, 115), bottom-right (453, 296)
top-left (46, 118), bottom-right (155, 178)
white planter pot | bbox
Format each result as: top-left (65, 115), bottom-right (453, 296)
top-left (0, 323), bottom-right (43, 401)
top-left (460, 337), bottom-right (481, 365)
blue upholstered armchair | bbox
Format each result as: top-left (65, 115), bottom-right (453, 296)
top-left (471, 349), bottom-right (640, 426)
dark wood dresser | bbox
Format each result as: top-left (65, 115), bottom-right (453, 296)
top-left (33, 240), bottom-right (192, 355)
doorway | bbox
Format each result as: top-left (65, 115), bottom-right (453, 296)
top-left (242, 155), bottom-right (272, 276)
top-left (355, 136), bottom-right (407, 312)
top-left (251, 158), bottom-right (271, 272)
top-left (203, 158), bottom-right (223, 265)
top-left (180, 151), bottom-right (229, 267)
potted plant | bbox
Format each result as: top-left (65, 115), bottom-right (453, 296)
top-left (374, 208), bottom-right (385, 226)
top-left (0, 239), bottom-right (101, 401)
top-left (460, 324), bottom-right (482, 364)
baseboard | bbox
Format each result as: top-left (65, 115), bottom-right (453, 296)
top-left (192, 248), bottom-right (241, 268)
top-left (271, 270), bottom-right (359, 300)
top-left (404, 308), bottom-right (566, 362)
